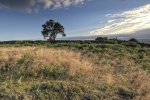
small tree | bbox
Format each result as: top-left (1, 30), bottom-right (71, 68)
top-left (41, 19), bottom-right (66, 42)
top-left (95, 37), bottom-right (108, 41)
top-left (129, 38), bottom-right (138, 43)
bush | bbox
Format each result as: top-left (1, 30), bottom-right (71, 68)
top-left (129, 38), bottom-right (138, 43)
top-left (95, 37), bottom-right (108, 41)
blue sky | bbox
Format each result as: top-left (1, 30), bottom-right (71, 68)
top-left (0, 0), bottom-right (150, 40)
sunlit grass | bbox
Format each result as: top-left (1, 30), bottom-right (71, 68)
top-left (0, 45), bottom-right (150, 99)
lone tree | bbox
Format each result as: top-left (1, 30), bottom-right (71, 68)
top-left (129, 38), bottom-right (138, 43)
top-left (41, 19), bottom-right (66, 42)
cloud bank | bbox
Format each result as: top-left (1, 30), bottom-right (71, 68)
top-left (90, 4), bottom-right (150, 37)
top-left (0, 0), bottom-right (86, 12)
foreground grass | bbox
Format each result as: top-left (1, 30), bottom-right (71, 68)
top-left (0, 43), bottom-right (150, 100)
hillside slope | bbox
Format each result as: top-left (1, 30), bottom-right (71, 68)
top-left (0, 43), bottom-right (150, 100)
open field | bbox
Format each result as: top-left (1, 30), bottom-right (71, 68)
top-left (1, 1), bottom-right (150, 100)
top-left (0, 42), bottom-right (150, 100)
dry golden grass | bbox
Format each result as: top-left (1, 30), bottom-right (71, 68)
top-left (0, 46), bottom-right (150, 99)
top-left (0, 47), bottom-right (92, 76)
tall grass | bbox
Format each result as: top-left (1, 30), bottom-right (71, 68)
top-left (0, 46), bottom-right (150, 100)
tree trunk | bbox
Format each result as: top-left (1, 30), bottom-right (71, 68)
top-left (49, 33), bottom-right (57, 43)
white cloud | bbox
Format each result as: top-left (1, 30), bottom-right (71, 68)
top-left (107, 19), bottom-right (116, 23)
top-left (90, 4), bottom-right (150, 36)
top-left (0, 0), bottom-right (86, 13)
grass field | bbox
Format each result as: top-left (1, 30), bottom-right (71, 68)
top-left (0, 42), bottom-right (150, 100)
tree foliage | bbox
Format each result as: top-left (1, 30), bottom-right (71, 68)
top-left (42, 19), bottom-right (66, 42)
top-left (95, 37), bottom-right (108, 41)
top-left (129, 38), bottom-right (138, 43)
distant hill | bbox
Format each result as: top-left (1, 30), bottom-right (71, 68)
top-left (138, 39), bottom-right (150, 44)
top-left (60, 35), bottom-right (150, 44)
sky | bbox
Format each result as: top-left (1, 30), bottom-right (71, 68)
top-left (0, 0), bottom-right (150, 41)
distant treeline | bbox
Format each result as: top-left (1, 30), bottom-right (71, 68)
top-left (0, 38), bottom-right (149, 47)
top-left (0, 40), bottom-right (126, 45)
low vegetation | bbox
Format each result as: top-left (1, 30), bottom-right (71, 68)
top-left (0, 40), bottom-right (150, 100)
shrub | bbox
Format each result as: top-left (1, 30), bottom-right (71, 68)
top-left (95, 37), bottom-right (108, 41)
top-left (129, 38), bottom-right (138, 43)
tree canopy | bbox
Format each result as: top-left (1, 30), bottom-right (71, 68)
top-left (41, 19), bottom-right (66, 42)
